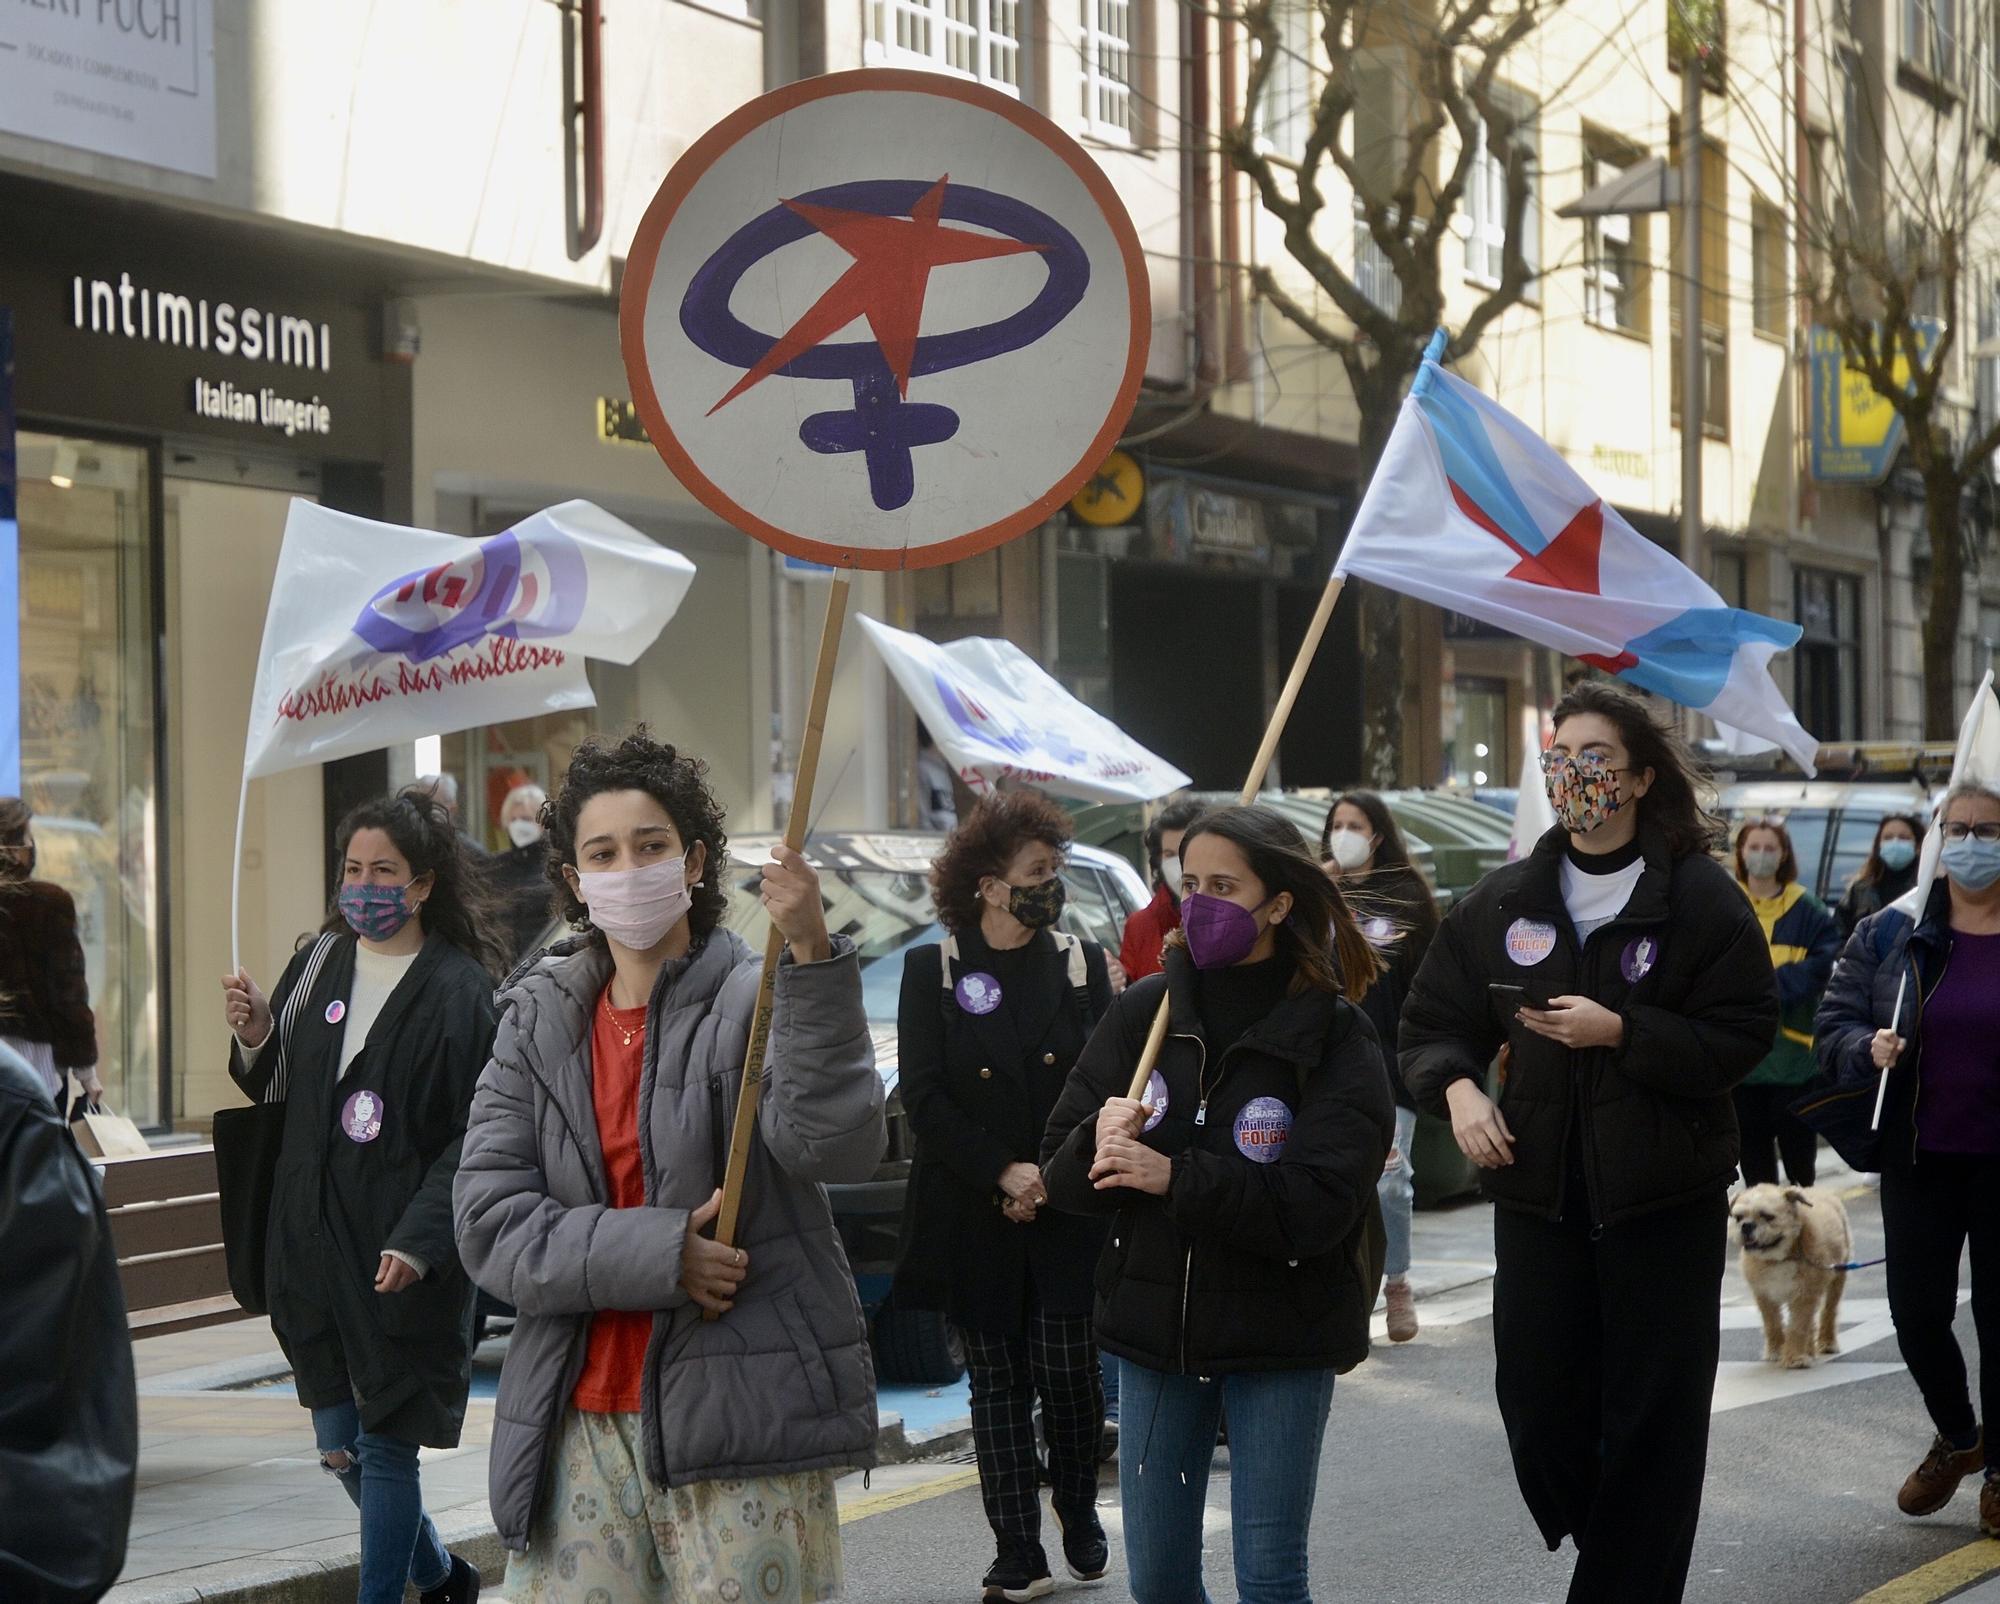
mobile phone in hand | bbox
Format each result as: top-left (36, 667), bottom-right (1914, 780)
top-left (1488, 981), bottom-right (1536, 1016)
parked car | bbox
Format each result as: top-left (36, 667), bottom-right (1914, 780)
top-left (477, 830), bottom-right (1152, 1384)
top-left (1716, 779), bottom-right (1938, 907)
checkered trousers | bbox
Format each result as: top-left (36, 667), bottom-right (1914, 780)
top-left (960, 1310), bottom-right (1105, 1548)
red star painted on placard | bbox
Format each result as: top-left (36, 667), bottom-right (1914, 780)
top-left (707, 175), bottom-right (1048, 416)
top-left (1447, 481), bottom-right (1638, 673)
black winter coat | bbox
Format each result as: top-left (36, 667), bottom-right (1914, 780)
top-left (1835, 865), bottom-right (1918, 939)
top-left (229, 932), bottom-right (498, 1447)
top-left (892, 929), bottom-right (1113, 1336)
top-left (1040, 950), bottom-right (1394, 1376)
top-left (1813, 881), bottom-right (1961, 1163)
top-left (0, 1046), bottom-right (135, 1603)
top-left (1399, 823), bottom-right (1777, 1227)
top-left (0, 881), bottom-right (96, 1069)
top-left (1351, 868), bottom-right (1438, 1110)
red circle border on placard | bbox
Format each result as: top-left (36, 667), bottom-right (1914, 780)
top-left (618, 68), bottom-right (1151, 573)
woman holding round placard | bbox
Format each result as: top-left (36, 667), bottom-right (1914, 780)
top-left (220, 789), bottom-right (502, 1604)
top-left (1041, 804), bottom-right (1393, 1604)
top-left (1399, 681), bottom-right (1777, 1604)
top-left (454, 731), bottom-right (885, 1603)
top-left (1320, 789), bottom-right (1438, 1343)
top-left (892, 792), bottom-right (1115, 1602)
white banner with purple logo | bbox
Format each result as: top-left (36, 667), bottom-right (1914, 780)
top-left (857, 614), bottom-right (1190, 805)
top-left (242, 500), bottom-right (696, 780)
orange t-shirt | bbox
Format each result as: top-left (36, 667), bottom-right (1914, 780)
top-left (571, 989), bottom-right (653, 1414)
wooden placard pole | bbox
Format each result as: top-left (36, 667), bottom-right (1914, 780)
top-left (1122, 572), bottom-right (1348, 1101)
top-left (710, 572), bottom-right (852, 1308)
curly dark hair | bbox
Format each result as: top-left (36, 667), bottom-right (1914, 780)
top-left (1550, 679), bottom-right (1723, 858)
top-left (931, 790), bottom-right (1075, 932)
top-left (545, 729), bottom-right (730, 943)
top-left (322, 789), bottom-right (507, 976)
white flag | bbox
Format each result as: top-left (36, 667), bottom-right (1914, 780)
top-left (1509, 742), bottom-right (1555, 862)
top-left (858, 616), bottom-right (1190, 804)
top-left (243, 500), bottom-right (696, 780)
top-left (1897, 669), bottom-right (2000, 928)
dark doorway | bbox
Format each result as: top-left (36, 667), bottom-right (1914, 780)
top-left (1109, 565), bottom-right (1264, 789)
top-left (1276, 579), bottom-right (1363, 787)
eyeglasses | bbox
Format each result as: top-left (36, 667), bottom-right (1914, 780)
top-left (1942, 821), bottom-right (2000, 844)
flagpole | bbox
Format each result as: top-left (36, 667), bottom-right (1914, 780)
top-left (230, 770), bottom-right (249, 977)
top-left (1122, 573), bottom-right (1348, 1102)
top-left (1870, 973), bottom-right (1907, 1131)
top-left (710, 571), bottom-right (851, 1314)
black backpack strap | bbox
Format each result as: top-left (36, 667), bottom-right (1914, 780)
top-left (268, 933), bottom-right (338, 1106)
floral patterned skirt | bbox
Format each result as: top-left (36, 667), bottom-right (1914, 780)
top-left (506, 1409), bottom-right (843, 1603)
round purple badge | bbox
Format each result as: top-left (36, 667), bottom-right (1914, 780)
top-left (1141, 1069), bottom-right (1168, 1133)
top-left (340, 1089), bottom-right (384, 1144)
top-left (1364, 916), bottom-right (1395, 948)
top-left (325, 999), bottom-right (346, 1026)
top-left (1621, 935), bottom-right (1660, 983)
top-left (1504, 918), bottom-right (1558, 967)
top-left (1233, 1096), bottom-right (1294, 1165)
top-left (955, 972), bottom-right (1002, 1016)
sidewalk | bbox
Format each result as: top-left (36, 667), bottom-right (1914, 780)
top-left (108, 1199), bottom-right (1500, 1601)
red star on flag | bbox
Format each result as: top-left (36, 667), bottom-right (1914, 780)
top-left (1447, 484), bottom-right (1638, 672)
top-left (707, 175), bottom-right (1047, 416)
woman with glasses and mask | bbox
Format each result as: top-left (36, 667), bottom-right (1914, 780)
top-left (1836, 814), bottom-right (1928, 939)
top-left (220, 789), bottom-right (502, 1604)
top-left (1815, 783), bottom-right (2000, 1534)
top-left (1731, 818), bottom-right (1841, 1188)
top-left (454, 731), bottom-right (884, 1603)
top-left (1400, 680), bottom-right (1777, 1604)
top-left (1041, 805), bottom-right (1393, 1604)
top-left (892, 792), bottom-right (1114, 1603)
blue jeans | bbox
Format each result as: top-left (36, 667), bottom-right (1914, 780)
top-left (1378, 1105), bottom-right (1418, 1280)
top-left (1116, 1360), bottom-right (1337, 1604)
top-left (1102, 1351), bottom-right (1120, 1424)
top-left (311, 1401), bottom-right (451, 1603)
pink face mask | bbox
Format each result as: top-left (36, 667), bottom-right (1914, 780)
top-left (577, 852), bottom-right (700, 950)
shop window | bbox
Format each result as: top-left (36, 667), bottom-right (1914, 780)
top-left (13, 434), bottom-right (162, 1124)
top-left (1446, 675), bottom-right (1510, 789)
top-left (866, 0), bottom-right (1023, 93)
top-left (1794, 566), bottom-right (1861, 740)
top-left (1080, 0), bottom-right (1134, 141)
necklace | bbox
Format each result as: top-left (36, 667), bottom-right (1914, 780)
top-left (604, 995), bottom-right (645, 1048)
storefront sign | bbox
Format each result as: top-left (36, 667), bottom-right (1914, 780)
top-left (0, 0), bottom-right (217, 180)
top-left (0, 308), bottom-right (18, 794)
top-left (597, 396), bottom-right (652, 448)
top-left (1809, 321), bottom-right (1943, 485)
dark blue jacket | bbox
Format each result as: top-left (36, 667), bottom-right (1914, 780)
top-left (1812, 882), bottom-right (1953, 1160)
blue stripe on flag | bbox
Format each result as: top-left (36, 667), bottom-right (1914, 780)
top-left (1415, 373), bottom-right (1547, 557)
top-left (1617, 606), bottom-right (1803, 710)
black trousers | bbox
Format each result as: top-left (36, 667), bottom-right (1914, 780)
top-left (1492, 1192), bottom-right (1726, 1604)
top-left (1733, 1082), bottom-right (1819, 1188)
top-left (1880, 1151), bottom-right (2000, 1463)
top-left (960, 1308), bottom-right (1103, 1553)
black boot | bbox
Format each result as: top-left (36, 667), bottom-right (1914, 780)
top-left (419, 1554), bottom-right (481, 1604)
top-left (1054, 1505), bottom-right (1109, 1583)
top-left (981, 1538), bottom-right (1053, 1602)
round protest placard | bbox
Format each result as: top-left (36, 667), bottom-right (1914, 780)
top-left (620, 68), bottom-right (1149, 571)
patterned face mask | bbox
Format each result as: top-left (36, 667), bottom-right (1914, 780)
top-left (1541, 749), bottom-right (1632, 836)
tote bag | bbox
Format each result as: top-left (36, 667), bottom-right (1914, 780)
top-left (212, 935), bottom-right (337, 1314)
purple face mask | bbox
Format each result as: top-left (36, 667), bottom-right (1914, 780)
top-left (1181, 891), bottom-right (1270, 970)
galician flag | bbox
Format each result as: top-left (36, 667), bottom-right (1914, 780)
top-left (1336, 331), bottom-right (1819, 773)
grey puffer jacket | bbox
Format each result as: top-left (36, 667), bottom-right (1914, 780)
top-left (453, 928), bottom-right (886, 1551)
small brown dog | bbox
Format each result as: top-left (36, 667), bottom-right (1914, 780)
top-left (1731, 1183), bottom-right (1853, 1369)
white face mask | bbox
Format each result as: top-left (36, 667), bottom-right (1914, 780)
top-left (507, 817), bottom-right (545, 849)
top-left (577, 852), bottom-right (701, 951)
top-left (1160, 853), bottom-right (1182, 895)
top-left (1328, 828), bottom-right (1374, 872)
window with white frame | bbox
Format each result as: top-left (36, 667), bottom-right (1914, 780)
top-left (1080, 0), bottom-right (1134, 141)
top-left (1255, 0), bottom-right (1314, 164)
top-left (1903, 0), bottom-right (1959, 82)
top-left (1464, 90), bottom-right (1540, 296)
top-left (866, 0), bottom-right (1023, 93)
top-left (1582, 133), bottom-right (1647, 335)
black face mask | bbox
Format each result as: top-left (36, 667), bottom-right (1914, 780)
top-left (1006, 877), bottom-right (1067, 930)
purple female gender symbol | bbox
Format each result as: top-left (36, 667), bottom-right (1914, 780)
top-left (680, 179), bottom-right (1091, 514)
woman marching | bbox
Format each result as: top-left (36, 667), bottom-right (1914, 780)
top-left (453, 731), bottom-right (885, 1603)
top-left (1399, 680), bottom-right (1776, 1604)
top-left (219, 789), bottom-right (502, 1604)
top-left (1815, 782), bottom-right (2000, 1531)
top-left (1042, 805), bottom-right (1393, 1604)
top-left (1320, 790), bottom-right (1440, 1343)
top-left (892, 792), bottom-right (1115, 1603)
top-left (1731, 818), bottom-right (1841, 1188)
top-left (1836, 814), bottom-right (1928, 938)
top-left (0, 797), bottom-right (100, 1112)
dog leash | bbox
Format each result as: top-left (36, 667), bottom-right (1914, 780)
top-left (1819, 1255), bottom-right (1888, 1272)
